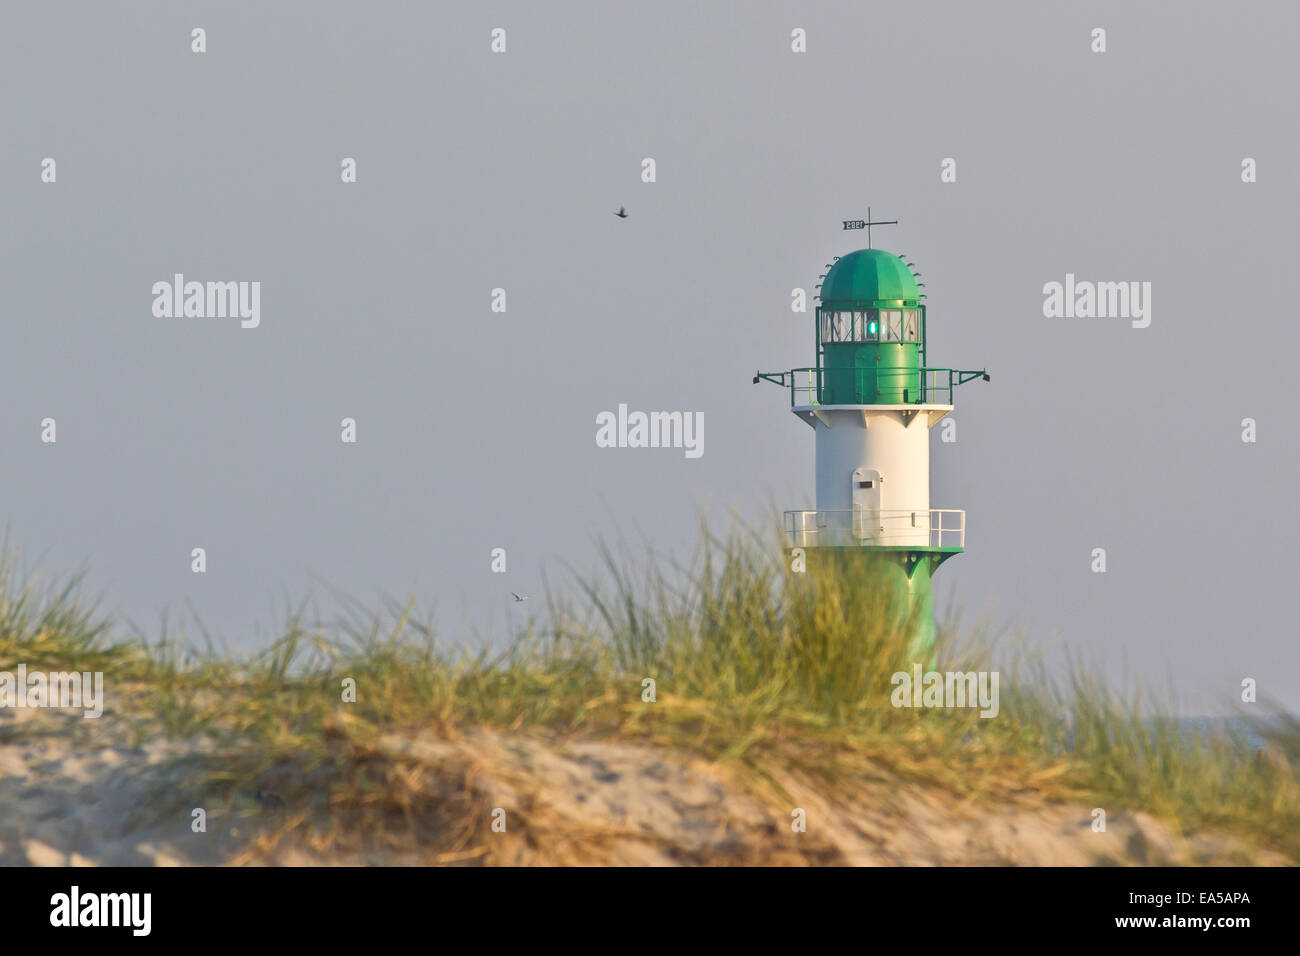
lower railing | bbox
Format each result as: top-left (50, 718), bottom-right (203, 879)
top-left (783, 509), bottom-right (965, 549)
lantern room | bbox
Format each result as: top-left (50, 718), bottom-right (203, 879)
top-left (816, 248), bottom-right (926, 404)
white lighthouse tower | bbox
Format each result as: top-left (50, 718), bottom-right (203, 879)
top-left (756, 220), bottom-right (988, 657)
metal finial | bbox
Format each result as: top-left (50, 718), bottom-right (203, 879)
top-left (842, 205), bottom-right (898, 247)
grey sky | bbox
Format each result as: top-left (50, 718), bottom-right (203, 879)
top-left (3, 2), bottom-right (1297, 713)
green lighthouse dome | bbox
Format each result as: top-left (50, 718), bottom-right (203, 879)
top-left (820, 248), bottom-right (919, 306)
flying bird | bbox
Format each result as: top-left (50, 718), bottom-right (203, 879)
top-left (614, 206), bottom-right (628, 219)
top-left (254, 788), bottom-right (286, 811)
top-left (511, 592), bottom-right (528, 602)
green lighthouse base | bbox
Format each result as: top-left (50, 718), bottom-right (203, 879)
top-left (789, 546), bottom-right (958, 666)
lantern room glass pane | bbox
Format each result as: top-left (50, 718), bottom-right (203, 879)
top-left (862, 309), bottom-right (879, 341)
top-left (820, 311), bottom-right (831, 343)
top-left (832, 311), bottom-right (852, 342)
top-left (883, 310), bottom-right (903, 341)
top-left (904, 309), bottom-right (919, 341)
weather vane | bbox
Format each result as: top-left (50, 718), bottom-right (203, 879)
top-left (842, 206), bottom-right (898, 248)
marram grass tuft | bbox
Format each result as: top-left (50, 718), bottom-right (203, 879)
top-left (0, 527), bottom-right (1294, 863)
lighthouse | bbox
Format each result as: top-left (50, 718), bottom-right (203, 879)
top-left (755, 222), bottom-right (988, 659)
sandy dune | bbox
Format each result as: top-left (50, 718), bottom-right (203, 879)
top-left (0, 704), bottom-right (1288, 866)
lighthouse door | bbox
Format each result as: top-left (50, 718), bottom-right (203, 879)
top-left (852, 468), bottom-right (882, 542)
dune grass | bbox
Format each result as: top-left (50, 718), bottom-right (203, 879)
top-left (0, 527), bottom-right (1296, 862)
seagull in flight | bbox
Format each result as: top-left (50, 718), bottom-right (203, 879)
top-left (614, 206), bottom-right (628, 219)
top-left (511, 592), bottom-right (528, 602)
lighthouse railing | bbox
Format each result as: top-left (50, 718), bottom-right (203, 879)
top-left (783, 509), bottom-right (965, 550)
top-left (920, 368), bottom-right (955, 404)
top-left (783, 366), bottom-right (980, 406)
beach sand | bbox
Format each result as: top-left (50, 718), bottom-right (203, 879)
top-left (0, 702), bottom-right (1288, 866)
